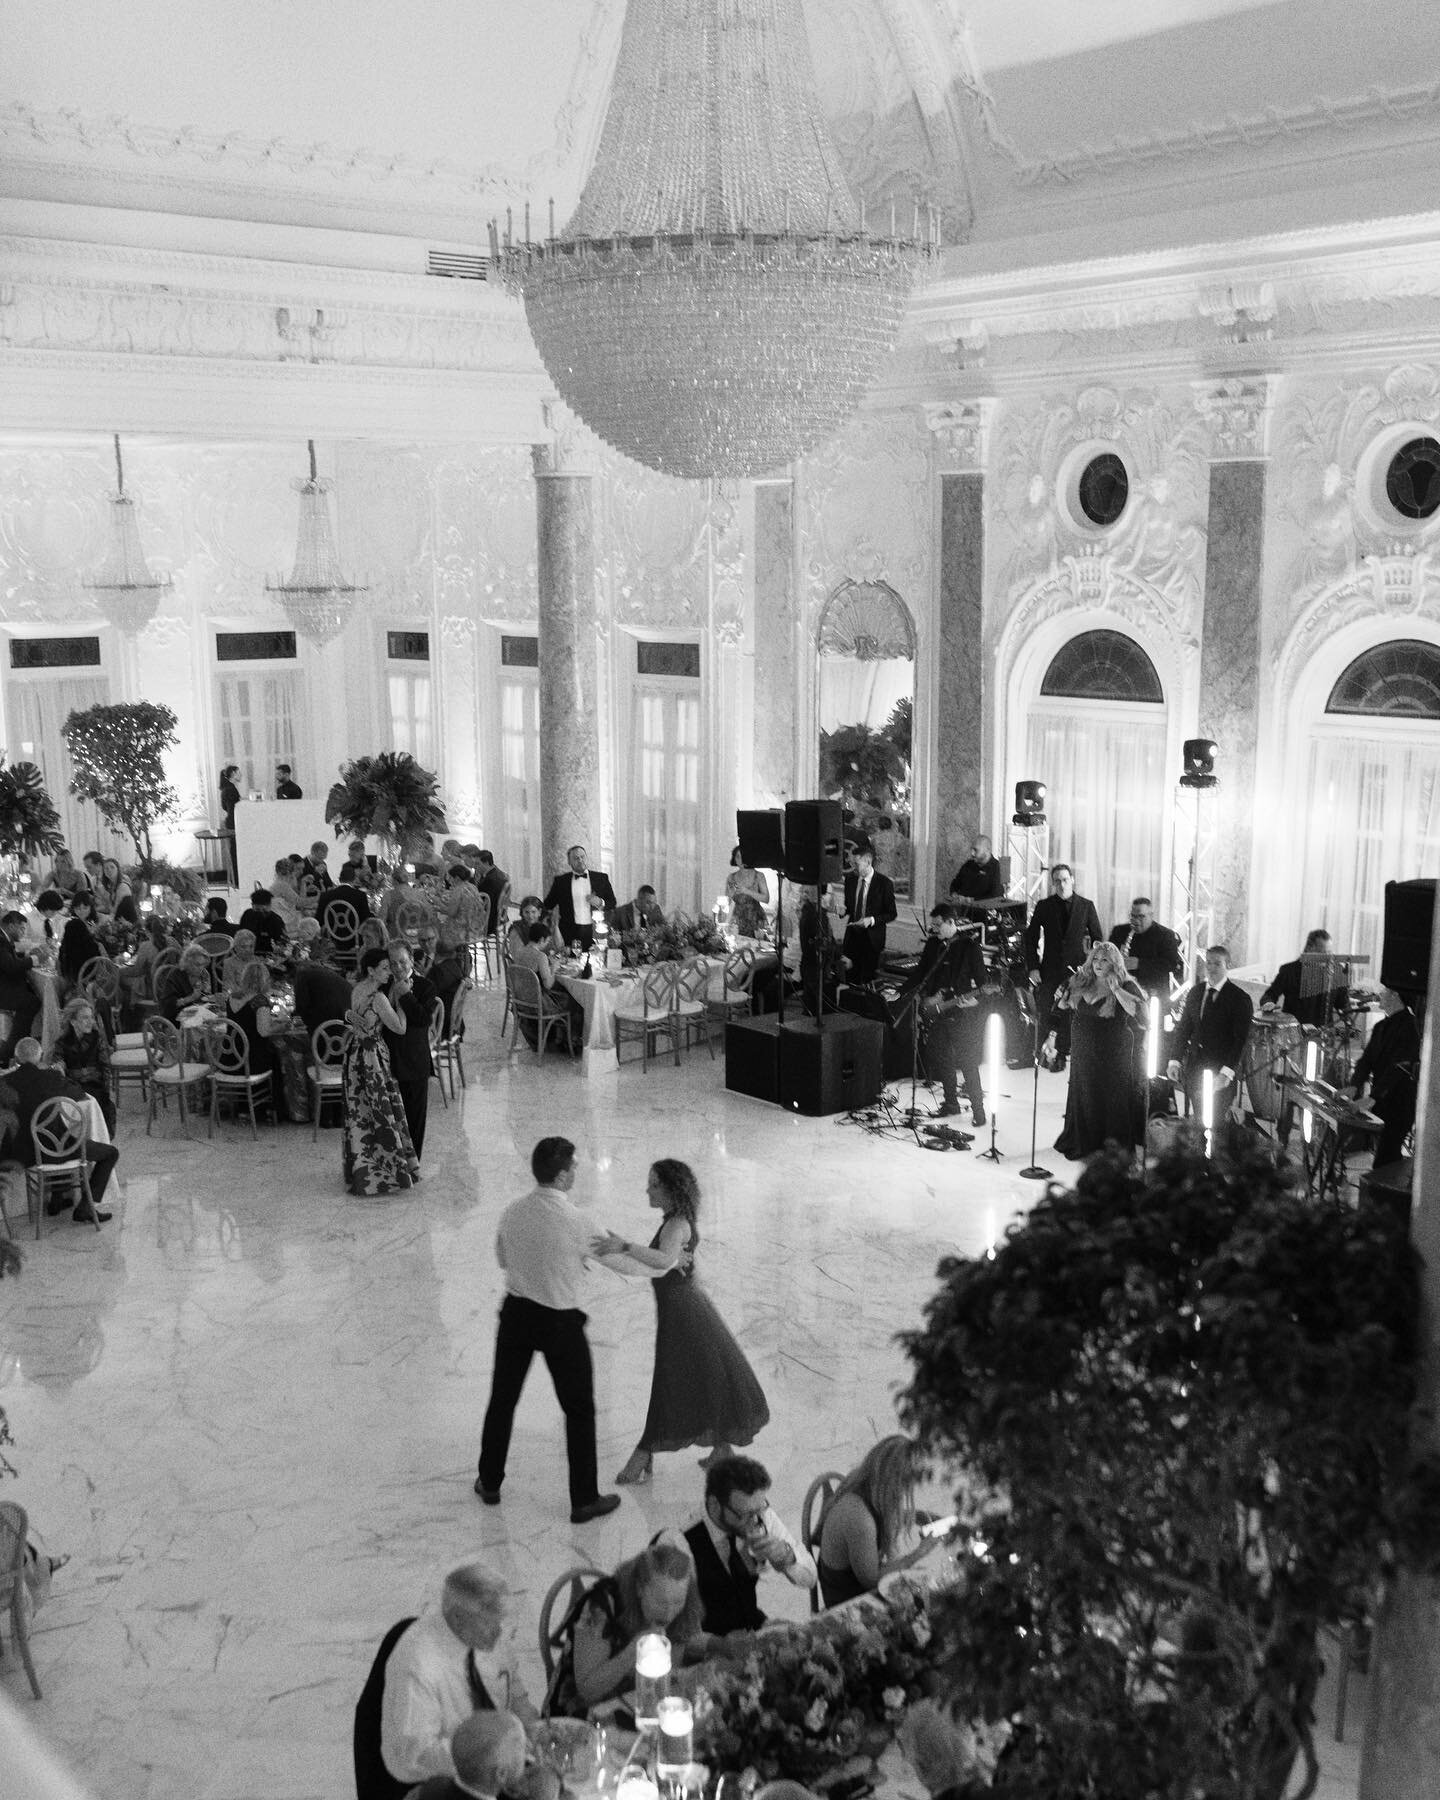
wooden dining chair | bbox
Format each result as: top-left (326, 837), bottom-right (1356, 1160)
top-left (614, 962), bottom-right (680, 1071)
top-left (307, 1021), bottom-right (348, 1140)
top-left (203, 1017), bottom-right (275, 1139)
top-left (508, 964), bottom-right (576, 1059)
top-left (22, 1096), bottom-right (94, 1240)
top-left (801, 1469), bottom-right (845, 1614)
top-left (0, 1499), bottom-right (42, 1697)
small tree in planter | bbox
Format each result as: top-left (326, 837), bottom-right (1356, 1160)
top-left (61, 699), bottom-right (181, 874)
top-left (0, 756), bottom-right (66, 861)
top-left (899, 1140), bottom-right (1437, 1800)
top-left (324, 751), bottom-right (448, 861)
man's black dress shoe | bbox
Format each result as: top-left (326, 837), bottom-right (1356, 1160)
top-left (73, 1207), bottom-right (112, 1224)
top-left (473, 1479), bottom-right (501, 1505)
top-left (46, 1196), bottom-right (74, 1216)
top-left (570, 1494), bottom-right (621, 1524)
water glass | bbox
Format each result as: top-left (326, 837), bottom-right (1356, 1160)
top-left (656, 1696), bottom-right (694, 1776)
top-left (634, 1630), bottom-right (670, 1729)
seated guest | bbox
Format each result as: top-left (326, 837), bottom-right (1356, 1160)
top-left (294, 953), bottom-right (353, 1036)
top-left (339, 837), bottom-right (376, 884)
top-left (57, 892), bottom-right (104, 989)
top-left (49, 996), bottom-right (116, 1136)
top-left (355, 1563), bottom-right (524, 1799)
top-left (948, 835), bottom-right (1004, 910)
top-left (201, 897), bottom-right (237, 939)
top-left (504, 896), bottom-right (546, 959)
top-left (158, 944), bottom-right (213, 1021)
top-left (297, 840), bottom-right (335, 912)
top-left (0, 1039), bottom-right (115, 1223)
top-left (438, 864), bottom-right (488, 951)
top-left (554, 1543), bottom-right (711, 1717)
top-left (1261, 927), bottom-right (1351, 1029)
top-left (510, 923), bottom-right (579, 1048)
top-left (817, 1435), bottom-right (937, 1608)
top-left (359, 917), bottom-right (390, 956)
top-left (88, 854), bottom-right (139, 926)
top-left (424, 933), bottom-right (468, 1038)
top-left (543, 845), bottom-right (616, 951)
top-left (220, 928), bottom-right (260, 993)
top-left (382, 866), bottom-right (422, 936)
top-left (269, 859), bottom-right (304, 931)
top-left (408, 1712), bottom-right (529, 1800)
top-left (1351, 985), bottom-right (1422, 1168)
top-left (120, 916), bottom-right (177, 1020)
top-left (612, 885), bottom-right (665, 938)
top-left (222, 960), bottom-right (284, 1109)
top-left (0, 911), bottom-right (43, 1061)
top-left (672, 1454), bottom-right (816, 1637)
top-left (47, 848), bottom-right (90, 900)
top-left (32, 888), bottom-right (68, 951)
top-left (238, 890), bottom-right (289, 956)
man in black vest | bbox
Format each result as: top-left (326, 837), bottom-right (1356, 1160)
top-left (678, 1455), bottom-right (815, 1637)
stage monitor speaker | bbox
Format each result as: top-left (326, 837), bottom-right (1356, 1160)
top-left (1381, 878), bottom-right (1436, 996)
top-left (724, 1015), bottom-right (782, 1103)
top-left (736, 809), bottom-right (786, 871)
top-left (777, 1016), bottom-right (884, 1116)
top-left (784, 799), bottom-right (844, 886)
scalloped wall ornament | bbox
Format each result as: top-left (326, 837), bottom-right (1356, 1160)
top-left (801, 408), bottom-right (931, 622)
top-left (1273, 549), bottom-right (1440, 703)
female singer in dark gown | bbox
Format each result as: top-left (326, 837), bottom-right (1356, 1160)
top-left (1054, 940), bottom-right (1147, 1159)
top-left (614, 1159), bottom-right (770, 1484)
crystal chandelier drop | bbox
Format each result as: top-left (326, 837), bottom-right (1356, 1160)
top-left (265, 441), bottom-right (368, 646)
top-left (495, 0), bottom-right (937, 481)
top-left (82, 435), bottom-right (173, 633)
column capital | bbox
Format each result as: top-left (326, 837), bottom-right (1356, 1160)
top-left (922, 399), bottom-right (993, 472)
top-left (531, 400), bottom-right (599, 479)
top-left (1193, 376), bottom-right (1274, 461)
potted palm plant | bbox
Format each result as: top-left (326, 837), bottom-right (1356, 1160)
top-left (324, 751), bottom-right (449, 862)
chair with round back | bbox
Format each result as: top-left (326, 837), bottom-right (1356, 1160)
top-left (203, 1016), bottom-right (274, 1140)
top-left (435, 977), bottom-right (474, 1097)
top-left (800, 1469), bottom-right (845, 1615)
top-left (23, 1095), bottom-right (93, 1240)
top-left (78, 955), bottom-right (122, 1007)
top-left (538, 1565), bottom-right (608, 1691)
top-left (395, 898), bottom-right (433, 943)
top-left (307, 1020), bottom-right (349, 1141)
top-left (426, 995), bottom-right (448, 1111)
top-left (192, 932), bottom-right (234, 964)
top-left (142, 1014), bottom-right (210, 1136)
top-left (0, 1498), bottom-right (42, 1697)
top-left (508, 963), bottom-right (575, 1059)
top-left (326, 897), bottom-right (362, 973)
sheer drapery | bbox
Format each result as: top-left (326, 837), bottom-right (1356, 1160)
top-left (6, 674), bottom-right (119, 858)
top-left (498, 672), bottom-right (541, 899)
top-left (630, 684), bottom-right (701, 914)
top-left (216, 671), bottom-right (300, 797)
top-left (1025, 707), bottom-right (1169, 933)
top-left (818, 657), bottom-right (911, 731)
top-left (386, 670), bottom-right (434, 768)
top-left (1300, 731), bottom-right (1440, 966)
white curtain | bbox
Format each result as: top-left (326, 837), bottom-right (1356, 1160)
top-left (387, 669), bottom-right (434, 767)
top-left (216, 671), bottom-right (300, 797)
top-left (629, 684), bottom-right (701, 914)
top-left (1025, 706), bottom-right (1169, 933)
top-left (6, 674), bottom-right (121, 858)
top-left (818, 657), bottom-right (912, 731)
top-left (498, 673), bottom-right (541, 900)
top-left (1300, 731), bottom-right (1440, 966)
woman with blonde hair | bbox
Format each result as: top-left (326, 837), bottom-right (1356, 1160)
top-left (552, 1540), bottom-right (712, 1715)
top-left (1053, 938), bottom-right (1147, 1160)
top-left (817, 1434), bottom-right (935, 1608)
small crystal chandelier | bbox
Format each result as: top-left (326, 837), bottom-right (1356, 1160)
top-left (265, 441), bottom-right (368, 645)
top-left (82, 435), bottom-right (173, 633)
top-left (495, 0), bottom-right (937, 481)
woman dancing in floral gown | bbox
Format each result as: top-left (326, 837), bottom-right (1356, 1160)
top-left (342, 945), bottom-right (419, 1195)
top-left (615, 1159), bottom-right (769, 1484)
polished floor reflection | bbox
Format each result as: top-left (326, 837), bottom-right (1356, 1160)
top-left (0, 990), bottom-right (1361, 1799)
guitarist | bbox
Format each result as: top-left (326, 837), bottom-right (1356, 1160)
top-left (890, 904), bottom-right (989, 1124)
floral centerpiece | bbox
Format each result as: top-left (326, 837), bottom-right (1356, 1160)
top-left (618, 910), bottom-right (728, 966)
top-left (324, 751), bottom-right (448, 861)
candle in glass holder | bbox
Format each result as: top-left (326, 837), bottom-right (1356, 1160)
top-left (656, 1696), bottom-right (694, 1775)
top-left (634, 1630), bottom-right (670, 1728)
top-left (618, 1778), bottom-right (659, 1800)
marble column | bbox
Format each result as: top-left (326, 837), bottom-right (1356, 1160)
top-left (1195, 379), bottom-right (1271, 961)
top-left (1360, 899), bottom-right (1440, 1796)
top-left (752, 479), bottom-right (795, 805)
top-left (533, 417), bottom-right (599, 880)
top-left (925, 403), bottom-right (990, 891)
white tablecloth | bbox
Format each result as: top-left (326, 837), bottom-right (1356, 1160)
top-left (555, 967), bottom-right (638, 1079)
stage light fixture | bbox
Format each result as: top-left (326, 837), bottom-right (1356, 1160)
top-left (1180, 738), bottom-right (1219, 789)
top-left (1013, 779), bottom-right (1047, 826)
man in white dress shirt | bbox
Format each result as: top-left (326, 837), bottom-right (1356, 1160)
top-left (668, 1454), bottom-right (816, 1637)
top-left (543, 846), bottom-right (617, 952)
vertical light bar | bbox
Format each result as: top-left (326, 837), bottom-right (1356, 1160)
top-left (985, 1012), bottom-right (1003, 1117)
top-left (1302, 1040), bottom-right (1318, 1145)
top-left (1202, 1068), bottom-right (1215, 1158)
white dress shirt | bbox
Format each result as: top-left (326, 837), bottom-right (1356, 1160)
top-left (379, 1611), bottom-right (516, 1784)
top-left (570, 872), bottom-right (594, 929)
top-left (665, 1506), bottom-right (817, 1592)
top-left (495, 1184), bottom-right (596, 1312)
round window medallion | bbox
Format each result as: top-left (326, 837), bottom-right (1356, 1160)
top-left (1077, 452), bottom-right (1129, 527)
top-left (1385, 437), bottom-right (1440, 520)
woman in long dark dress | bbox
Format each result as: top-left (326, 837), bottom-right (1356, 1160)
top-left (1054, 940), bottom-right (1147, 1160)
top-left (341, 945), bottom-right (419, 1196)
top-left (614, 1159), bottom-right (770, 1484)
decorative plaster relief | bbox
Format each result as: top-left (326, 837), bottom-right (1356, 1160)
top-left (802, 409), bottom-right (931, 623)
top-left (708, 481), bottom-right (748, 649)
top-left (1194, 377), bottom-right (1273, 460)
top-left (604, 462), bottom-right (710, 631)
top-left (435, 448), bottom-right (538, 623)
top-left (922, 399), bottom-right (991, 470)
top-left (1273, 550), bottom-right (1440, 700)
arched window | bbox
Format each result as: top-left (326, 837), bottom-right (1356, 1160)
top-left (1040, 630), bottom-right (1163, 703)
top-left (1026, 629), bottom-right (1167, 930)
top-left (1326, 640), bottom-right (1440, 718)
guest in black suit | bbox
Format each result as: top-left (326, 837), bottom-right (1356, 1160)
top-left (1108, 896), bottom-right (1185, 1002)
top-left (293, 957), bottom-right (353, 1037)
top-left (542, 846), bottom-right (617, 951)
top-left (238, 890), bottom-right (289, 956)
top-left (1024, 863), bottom-right (1104, 1069)
top-left (382, 942), bottom-right (436, 1158)
top-left (839, 840), bottom-right (896, 986)
top-left (474, 852), bottom-right (509, 941)
top-left (673, 1455), bottom-right (816, 1638)
top-left (1167, 945), bottom-right (1254, 1123)
top-left (611, 885), bottom-right (665, 937)
top-left (275, 763), bottom-right (303, 799)
top-left (0, 1038), bottom-right (116, 1222)
top-left (1351, 986), bottom-right (1421, 1168)
top-left (889, 905), bottom-right (988, 1123)
top-left (0, 911), bottom-right (42, 1062)
top-left (948, 835), bottom-right (1004, 911)
top-left (1260, 928), bottom-right (1350, 1030)
top-left (202, 897), bottom-right (237, 939)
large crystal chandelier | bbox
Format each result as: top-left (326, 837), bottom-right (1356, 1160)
top-left (265, 441), bottom-right (368, 646)
top-left (495, 0), bottom-right (937, 480)
top-left (83, 435), bottom-right (173, 633)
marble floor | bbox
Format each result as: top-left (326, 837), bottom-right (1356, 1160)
top-left (0, 988), bottom-right (1363, 1800)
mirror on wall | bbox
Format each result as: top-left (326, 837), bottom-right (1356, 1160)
top-left (816, 579), bottom-right (915, 898)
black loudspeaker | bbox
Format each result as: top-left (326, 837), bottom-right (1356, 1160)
top-left (724, 1015), bottom-right (782, 1103)
top-left (840, 986), bottom-right (914, 1080)
top-left (736, 809), bottom-right (786, 870)
top-left (784, 799), bottom-right (844, 886)
top-left (1358, 1158), bottom-right (1413, 1232)
top-left (777, 1016), bottom-right (885, 1116)
top-left (1381, 879), bottom-right (1436, 995)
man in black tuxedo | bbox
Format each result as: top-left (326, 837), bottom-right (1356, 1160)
top-left (542, 845), bottom-right (617, 951)
top-left (1108, 896), bottom-right (1185, 1002)
top-left (1024, 864), bottom-right (1103, 1069)
top-left (839, 840), bottom-right (896, 986)
top-left (473, 851), bottom-right (509, 942)
top-left (890, 904), bottom-right (989, 1124)
top-left (0, 1039), bottom-right (117, 1223)
top-left (1168, 945), bottom-right (1254, 1123)
top-left (382, 942), bottom-right (437, 1160)
top-left (1351, 986), bottom-right (1421, 1168)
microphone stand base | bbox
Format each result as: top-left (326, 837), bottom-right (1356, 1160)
top-left (1020, 1164), bottom-right (1053, 1180)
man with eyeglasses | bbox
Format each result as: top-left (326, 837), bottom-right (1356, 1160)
top-left (669, 1455), bottom-right (816, 1637)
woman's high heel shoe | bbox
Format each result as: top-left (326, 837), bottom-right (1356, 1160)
top-left (697, 1443), bottom-right (732, 1470)
top-left (615, 1449), bottom-right (653, 1485)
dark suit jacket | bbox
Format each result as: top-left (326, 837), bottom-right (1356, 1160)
top-left (1260, 958), bottom-right (1348, 1029)
top-left (1108, 921), bottom-right (1185, 998)
top-left (841, 868), bottom-right (897, 953)
top-left (0, 934), bottom-right (36, 1011)
top-left (612, 900), bottom-right (664, 936)
top-left (1170, 978), bottom-right (1254, 1076)
top-left (276, 780), bottom-right (303, 799)
top-left (1025, 894), bottom-right (1104, 981)
top-left (1354, 1006), bottom-right (1421, 1109)
top-left (238, 907), bottom-right (288, 955)
top-left (543, 869), bottom-right (618, 940)
top-left (382, 976), bottom-right (437, 1082)
top-left (478, 866), bottom-right (508, 931)
top-left (293, 963), bottom-right (354, 1036)
top-left (0, 1064), bottom-right (91, 1163)
top-left (317, 885), bottom-right (371, 934)
top-left (949, 857), bottom-right (1004, 902)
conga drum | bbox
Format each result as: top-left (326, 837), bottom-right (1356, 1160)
top-left (1243, 1012), bottom-right (1302, 1121)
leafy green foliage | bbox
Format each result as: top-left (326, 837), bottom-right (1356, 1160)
top-left (0, 756), bottom-right (65, 858)
top-left (818, 722), bottom-right (907, 813)
top-left (899, 1141), bottom-right (1428, 1800)
top-left (324, 751), bottom-right (448, 856)
top-left (61, 701), bottom-right (179, 863)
